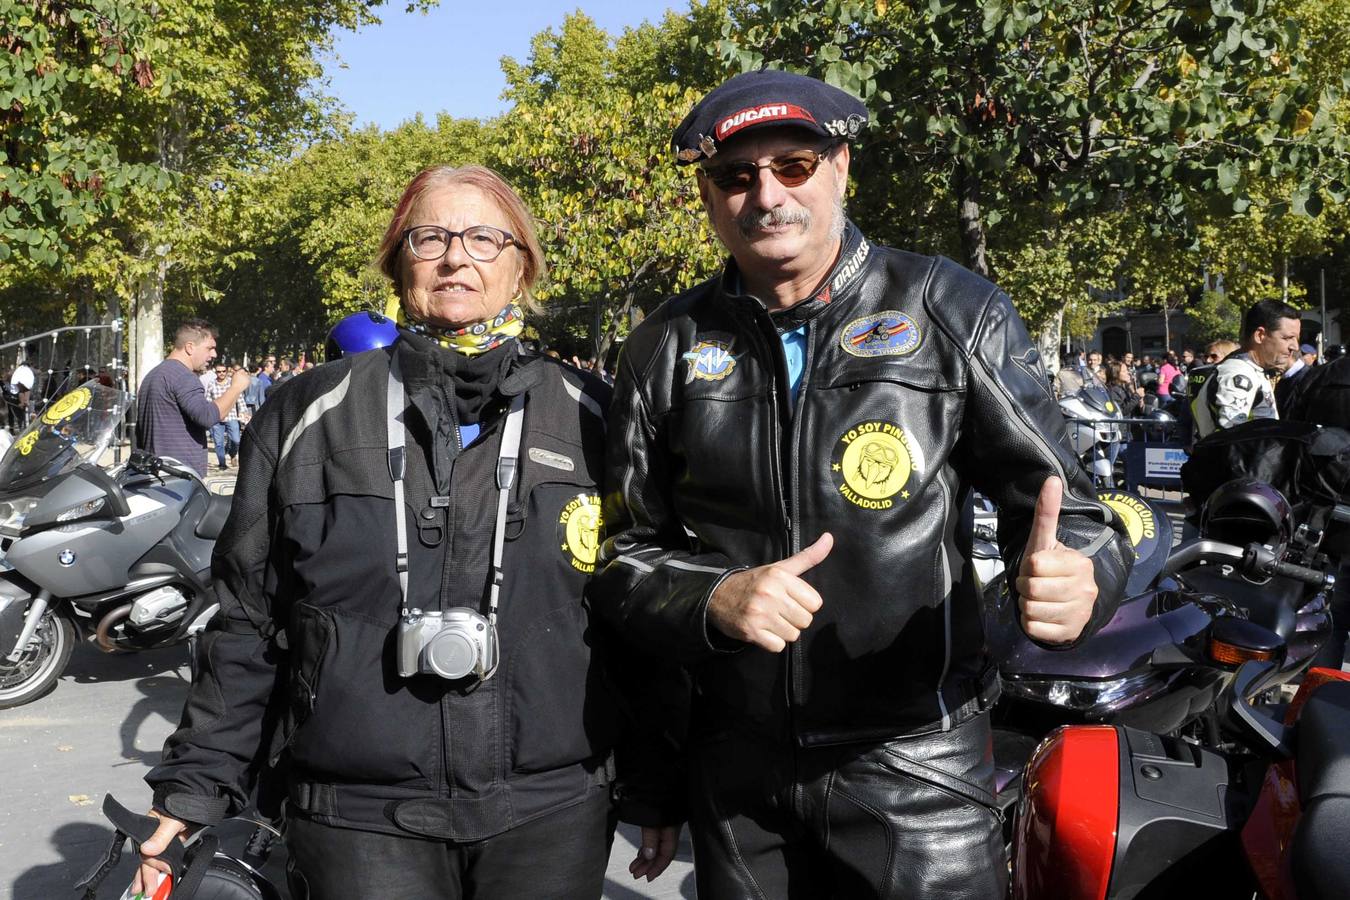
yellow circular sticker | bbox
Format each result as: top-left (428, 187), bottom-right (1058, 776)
top-left (1098, 491), bottom-right (1156, 548)
top-left (41, 388), bottom-right (92, 425)
top-left (559, 494), bottom-right (602, 573)
top-left (832, 421), bottom-right (918, 510)
top-left (15, 430), bottom-right (38, 456)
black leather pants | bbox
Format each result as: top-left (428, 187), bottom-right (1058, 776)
top-left (284, 787), bottom-right (614, 899)
top-left (688, 712), bottom-right (1007, 900)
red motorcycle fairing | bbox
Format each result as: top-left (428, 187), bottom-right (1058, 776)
top-left (1014, 723), bottom-right (1241, 899)
top-left (1012, 725), bottom-right (1120, 900)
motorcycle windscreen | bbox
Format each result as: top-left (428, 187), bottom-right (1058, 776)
top-left (1096, 490), bottom-right (1174, 597)
top-left (0, 385), bottom-right (130, 493)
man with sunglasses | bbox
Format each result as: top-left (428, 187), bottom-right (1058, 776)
top-left (591, 70), bottom-right (1131, 898)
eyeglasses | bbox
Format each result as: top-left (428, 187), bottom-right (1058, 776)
top-left (1206, 354), bottom-right (1220, 361)
top-left (701, 147), bottom-right (835, 194)
top-left (403, 225), bottom-right (517, 262)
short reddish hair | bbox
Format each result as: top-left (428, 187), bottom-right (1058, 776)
top-left (374, 165), bottom-right (546, 312)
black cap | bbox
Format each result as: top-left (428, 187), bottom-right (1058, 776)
top-left (672, 70), bottom-right (868, 165)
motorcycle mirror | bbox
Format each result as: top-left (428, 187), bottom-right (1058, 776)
top-left (1205, 617), bottom-right (1286, 669)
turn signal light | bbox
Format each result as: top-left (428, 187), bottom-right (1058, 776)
top-left (1207, 640), bottom-right (1276, 667)
top-left (1204, 617), bottom-right (1285, 669)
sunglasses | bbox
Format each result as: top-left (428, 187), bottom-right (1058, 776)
top-left (1206, 354), bottom-right (1220, 361)
top-left (702, 147), bottom-right (835, 194)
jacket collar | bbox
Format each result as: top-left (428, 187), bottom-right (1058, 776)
top-left (718, 220), bottom-right (872, 334)
top-left (393, 330), bottom-right (543, 398)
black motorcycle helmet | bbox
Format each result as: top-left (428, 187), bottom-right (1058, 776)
top-left (1200, 478), bottom-right (1294, 549)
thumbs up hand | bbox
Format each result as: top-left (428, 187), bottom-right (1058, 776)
top-left (709, 533), bottom-right (834, 653)
top-left (1015, 477), bottom-right (1098, 645)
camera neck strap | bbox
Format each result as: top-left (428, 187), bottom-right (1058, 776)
top-left (387, 353), bottom-right (525, 625)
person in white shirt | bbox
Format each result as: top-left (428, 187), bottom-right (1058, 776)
top-left (1191, 300), bottom-right (1301, 440)
top-left (5, 356), bottom-right (35, 433)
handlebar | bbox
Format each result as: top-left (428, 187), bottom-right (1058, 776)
top-left (125, 450), bottom-right (205, 486)
top-left (1161, 538), bottom-right (1335, 588)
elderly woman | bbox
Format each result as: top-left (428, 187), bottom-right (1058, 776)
top-left (133, 166), bottom-right (672, 898)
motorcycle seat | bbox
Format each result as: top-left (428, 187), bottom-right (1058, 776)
top-left (1178, 567), bottom-right (1301, 640)
top-left (1292, 681), bottom-right (1350, 900)
top-left (195, 493), bottom-right (233, 541)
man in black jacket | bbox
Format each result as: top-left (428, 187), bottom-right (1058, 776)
top-left (590, 70), bottom-right (1132, 898)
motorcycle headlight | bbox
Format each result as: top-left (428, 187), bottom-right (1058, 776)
top-left (0, 497), bottom-right (39, 536)
top-left (1003, 670), bottom-right (1171, 718)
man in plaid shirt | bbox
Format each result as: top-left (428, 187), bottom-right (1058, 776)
top-left (205, 364), bottom-right (248, 469)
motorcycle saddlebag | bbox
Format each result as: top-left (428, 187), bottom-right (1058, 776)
top-left (1181, 420), bottom-right (1350, 525)
top-left (1013, 725), bottom-right (1239, 900)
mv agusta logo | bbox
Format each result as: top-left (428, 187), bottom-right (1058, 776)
top-left (683, 336), bottom-right (739, 383)
top-left (831, 420), bottom-right (921, 510)
top-left (559, 493), bottom-right (602, 573)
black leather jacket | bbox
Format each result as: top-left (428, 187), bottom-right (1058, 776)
top-left (147, 336), bottom-right (625, 840)
top-left (590, 223), bottom-right (1133, 747)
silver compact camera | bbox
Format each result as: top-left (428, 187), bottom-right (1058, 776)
top-left (396, 608), bottom-right (500, 681)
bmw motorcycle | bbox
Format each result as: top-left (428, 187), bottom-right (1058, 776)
top-left (0, 383), bottom-right (229, 708)
top-left (1060, 381), bottom-right (1127, 486)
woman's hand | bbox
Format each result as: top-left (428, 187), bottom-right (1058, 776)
top-left (629, 824), bottom-right (681, 882)
top-left (132, 810), bottom-right (192, 897)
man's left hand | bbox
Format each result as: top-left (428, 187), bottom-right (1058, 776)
top-left (629, 824), bottom-right (681, 882)
top-left (1015, 476), bottom-right (1098, 645)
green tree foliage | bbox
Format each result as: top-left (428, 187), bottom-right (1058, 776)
top-left (494, 11), bottom-right (729, 361)
top-left (192, 116), bottom-right (490, 357)
top-left (715, 0), bottom-right (1349, 278)
top-left (497, 83), bottom-right (724, 362)
top-left (0, 1), bottom-right (162, 266)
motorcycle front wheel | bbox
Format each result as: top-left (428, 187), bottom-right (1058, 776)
top-left (0, 611), bottom-right (75, 709)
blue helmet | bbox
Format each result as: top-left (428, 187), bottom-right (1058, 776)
top-left (325, 311), bottom-right (399, 361)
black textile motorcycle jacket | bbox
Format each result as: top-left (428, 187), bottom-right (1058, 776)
top-left (589, 223), bottom-right (1134, 747)
top-left (146, 335), bottom-right (629, 841)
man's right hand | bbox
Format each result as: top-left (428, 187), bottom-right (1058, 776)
top-left (708, 533), bottom-right (833, 652)
top-left (133, 810), bottom-right (191, 896)
top-left (230, 369), bottom-right (251, 390)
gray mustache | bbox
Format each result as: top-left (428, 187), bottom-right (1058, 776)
top-left (737, 207), bottom-right (811, 237)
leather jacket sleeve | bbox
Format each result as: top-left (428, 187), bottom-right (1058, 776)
top-left (145, 403), bottom-right (289, 825)
top-left (957, 292), bottom-right (1133, 647)
top-left (590, 330), bottom-right (744, 663)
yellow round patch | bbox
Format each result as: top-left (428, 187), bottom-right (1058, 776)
top-left (15, 430), bottom-right (39, 456)
top-left (1098, 491), bottom-right (1156, 548)
top-left (832, 421), bottom-right (917, 510)
top-left (41, 388), bottom-right (92, 425)
top-left (559, 494), bottom-right (602, 573)
top-left (1104, 400), bottom-right (1116, 413)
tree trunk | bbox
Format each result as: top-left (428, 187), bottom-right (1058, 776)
top-left (1163, 302), bottom-right (1171, 354)
top-left (954, 163), bottom-right (989, 277)
top-left (1040, 313), bottom-right (1063, 373)
top-left (595, 258), bottom-right (657, 373)
top-left (1281, 255), bottom-right (1289, 301)
top-left (132, 260), bottom-right (168, 390)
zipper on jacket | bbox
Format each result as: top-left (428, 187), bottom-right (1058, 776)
top-left (742, 307), bottom-right (798, 731)
top-left (787, 325), bottom-right (817, 708)
top-left (744, 311), bottom-right (794, 544)
top-left (933, 471), bottom-right (955, 731)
